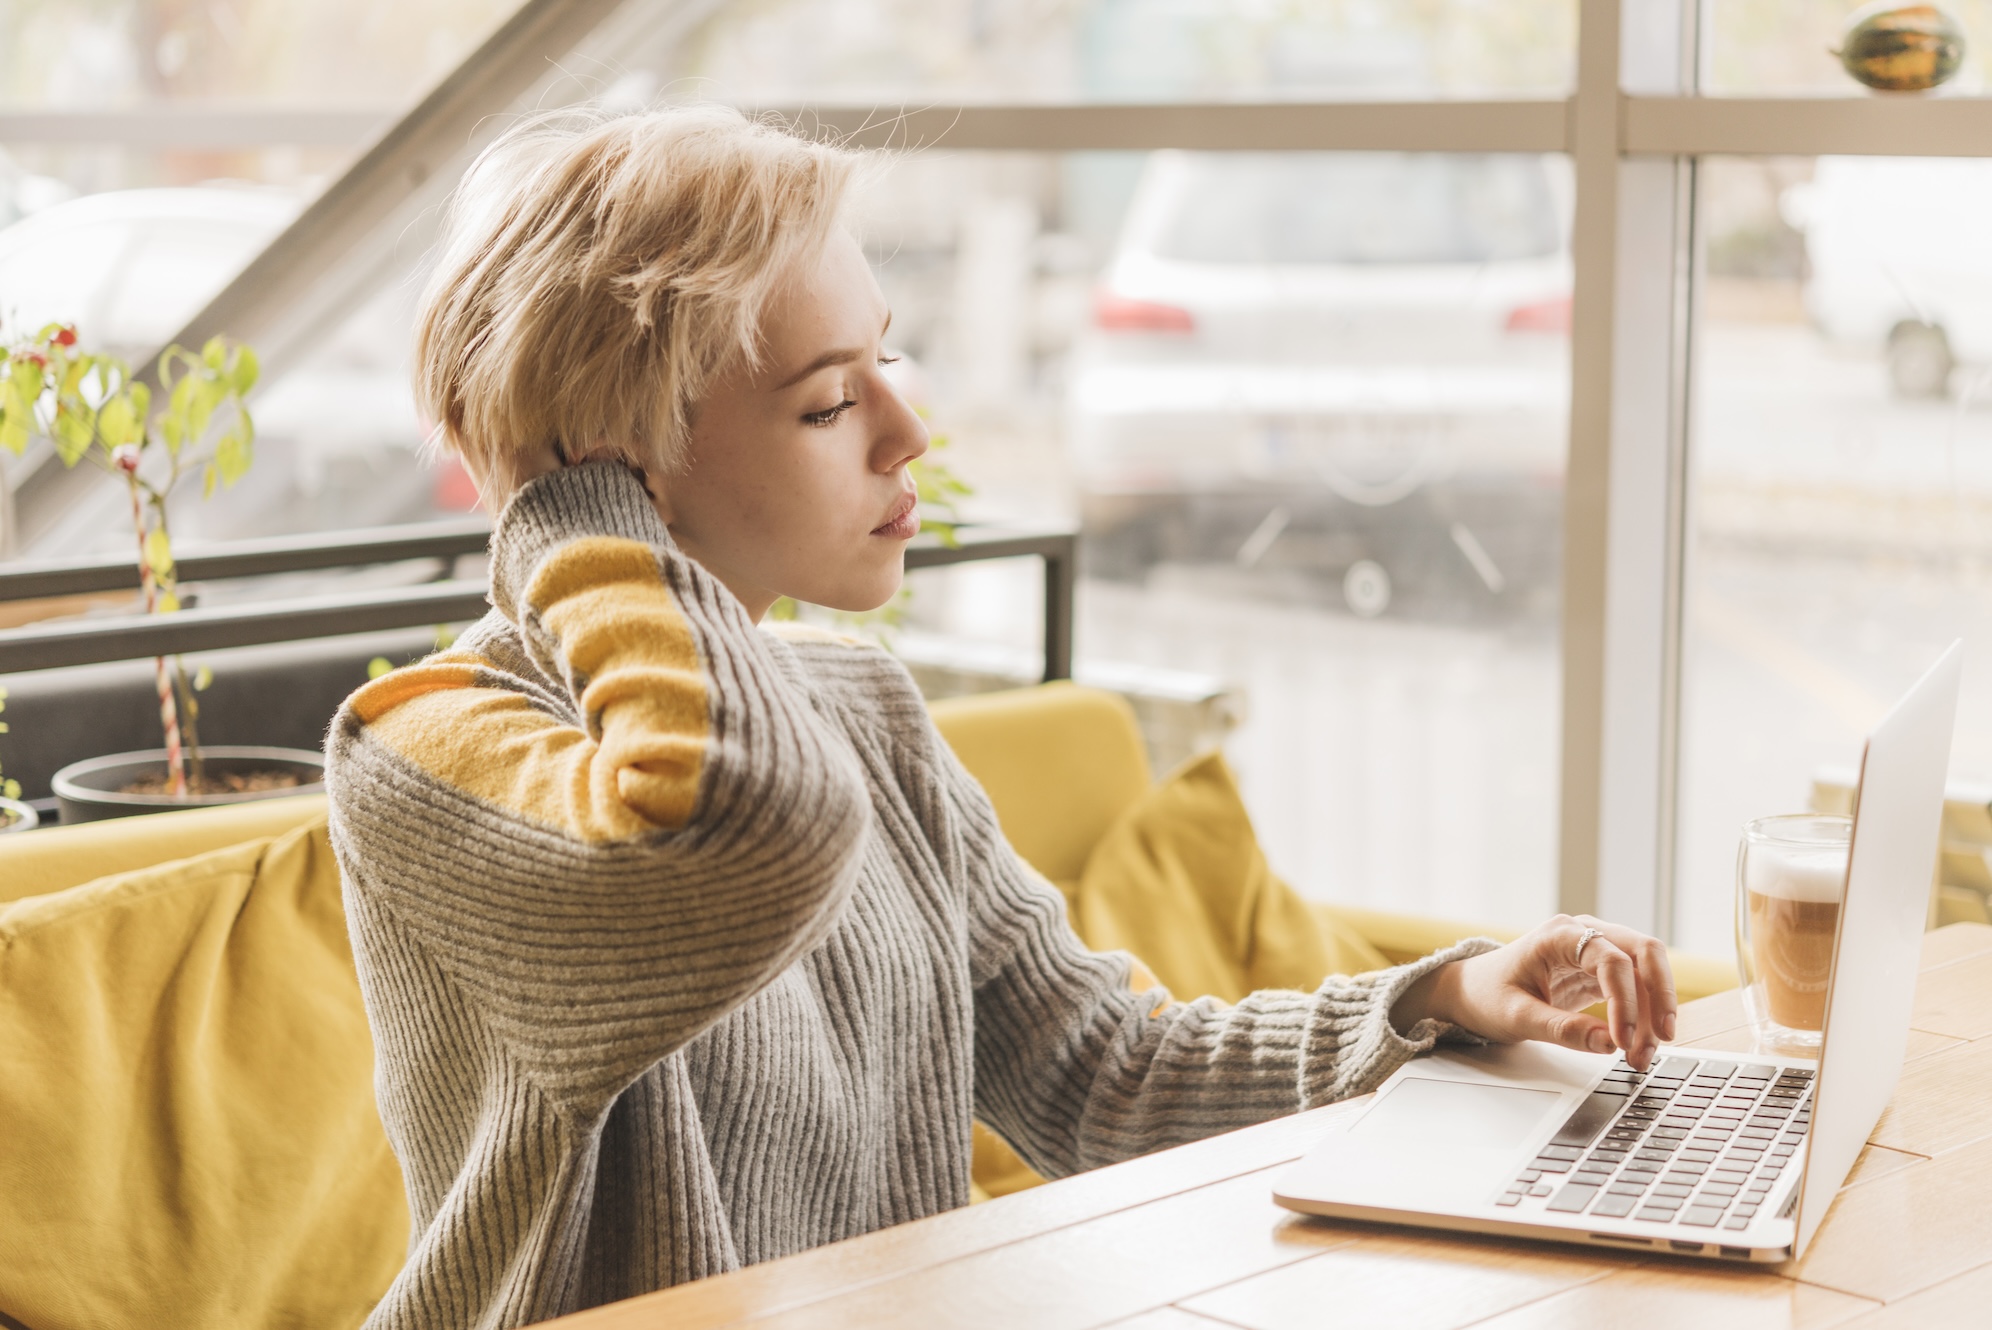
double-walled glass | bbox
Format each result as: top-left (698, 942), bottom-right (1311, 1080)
top-left (1735, 813), bottom-right (1851, 1055)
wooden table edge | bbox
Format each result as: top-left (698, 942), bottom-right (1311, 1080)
top-left (543, 925), bottom-right (1992, 1328)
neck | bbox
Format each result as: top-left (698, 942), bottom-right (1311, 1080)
top-left (668, 525), bottom-right (776, 623)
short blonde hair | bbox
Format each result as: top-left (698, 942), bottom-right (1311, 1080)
top-left (415, 105), bottom-right (862, 493)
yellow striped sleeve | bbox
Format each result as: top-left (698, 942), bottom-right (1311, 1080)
top-left (350, 537), bottom-right (711, 841)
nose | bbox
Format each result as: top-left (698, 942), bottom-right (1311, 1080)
top-left (871, 373), bottom-right (930, 475)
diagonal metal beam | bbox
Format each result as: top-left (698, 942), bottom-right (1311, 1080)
top-left (8, 0), bottom-right (639, 555)
top-left (156, 0), bottom-right (637, 380)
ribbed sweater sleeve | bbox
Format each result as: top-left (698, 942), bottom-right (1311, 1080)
top-left (947, 746), bottom-right (1500, 1177)
top-left (325, 462), bottom-right (870, 1117)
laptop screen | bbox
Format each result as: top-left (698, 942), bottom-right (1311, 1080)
top-left (1793, 641), bottom-right (1960, 1256)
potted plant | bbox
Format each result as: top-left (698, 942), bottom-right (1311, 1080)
top-left (0, 323), bottom-right (325, 823)
top-left (0, 685), bottom-right (35, 832)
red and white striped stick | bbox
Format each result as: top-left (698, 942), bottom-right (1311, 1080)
top-left (122, 462), bottom-right (185, 797)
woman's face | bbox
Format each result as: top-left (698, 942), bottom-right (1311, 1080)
top-left (660, 230), bottom-right (929, 621)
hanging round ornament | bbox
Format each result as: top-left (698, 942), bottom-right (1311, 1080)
top-left (1836, 3), bottom-right (1967, 91)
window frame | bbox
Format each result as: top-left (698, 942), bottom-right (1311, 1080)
top-left (10, 0), bottom-right (1978, 940)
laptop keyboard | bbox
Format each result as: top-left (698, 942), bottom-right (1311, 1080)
top-left (1495, 1056), bottom-right (1814, 1232)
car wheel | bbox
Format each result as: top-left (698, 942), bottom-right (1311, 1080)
top-left (1343, 559), bottom-right (1392, 618)
top-left (1887, 321), bottom-right (1954, 399)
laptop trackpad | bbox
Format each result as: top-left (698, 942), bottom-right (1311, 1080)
top-left (1288, 1076), bottom-right (1563, 1210)
top-left (1355, 1077), bottom-right (1561, 1150)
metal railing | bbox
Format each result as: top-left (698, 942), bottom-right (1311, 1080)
top-left (0, 523), bottom-right (1077, 680)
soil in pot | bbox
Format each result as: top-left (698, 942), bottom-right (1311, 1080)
top-left (120, 768), bottom-right (304, 797)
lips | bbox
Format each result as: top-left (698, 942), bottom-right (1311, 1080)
top-left (871, 490), bottom-right (919, 538)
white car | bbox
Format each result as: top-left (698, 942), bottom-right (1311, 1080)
top-left (1784, 156), bottom-right (1992, 398)
top-left (0, 185), bottom-right (300, 359)
top-left (0, 186), bottom-right (431, 554)
top-left (1068, 151), bottom-right (1571, 618)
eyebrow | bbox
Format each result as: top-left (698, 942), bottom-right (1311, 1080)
top-left (772, 309), bottom-right (893, 391)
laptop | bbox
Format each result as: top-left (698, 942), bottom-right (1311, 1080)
top-left (1274, 641), bottom-right (1963, 1262)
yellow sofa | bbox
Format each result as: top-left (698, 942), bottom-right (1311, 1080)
top-left (0, 682), bottom-right (1737, 1328)
top-left (925, 683), bottom-right (1737, 996)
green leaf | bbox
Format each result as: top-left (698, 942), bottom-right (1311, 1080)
top-left (193, 664), bottom-right (213, 691)
top-left (164, 373), bottom-right (198, 455)
top-left (202, 336), bottom-right (228, 371)
top-left (52, 402), bottom-right (93, 465)
top-left (214, 425), bottom-right (253, 488)
top-left (229, 344), bottom-right (259, 395)
top-left (0, 413), bottom-right (28, 458)
top-left (144, 526), bottom-right (175, 581)
top-left (192, 378), bottom-right (226, 443)
top-left (98, 393), bottom-right (142, 448)
top-left (156, 591), bottom-right (180, 614)
top-left (10, 358), bottom-right (43, 406)
top-left (366, 657), bottom-right (393, 680)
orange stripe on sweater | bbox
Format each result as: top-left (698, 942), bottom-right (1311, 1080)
top-left (355, 540), bottom-right (709, 839)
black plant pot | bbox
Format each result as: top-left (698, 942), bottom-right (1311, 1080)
top-left (51, 746), bottom-right (326, 825)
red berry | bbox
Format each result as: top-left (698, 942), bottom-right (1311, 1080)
top-left (53, 326), bottom-right (77, 347)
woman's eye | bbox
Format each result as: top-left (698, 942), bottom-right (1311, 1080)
top-left (879, 354), bottom-right (901, 366)
top-left (802, 399), bottom-right (857, 427)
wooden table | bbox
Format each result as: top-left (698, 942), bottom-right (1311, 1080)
top-left (551, 924), bottom-right (1992, 1330)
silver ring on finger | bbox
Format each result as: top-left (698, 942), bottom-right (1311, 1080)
top-left (1574, 926), bottom-right (1603, 965)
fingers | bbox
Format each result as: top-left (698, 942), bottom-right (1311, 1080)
top-left (1615, 926), bottom-right (1679, 1045)
top-left (1574, 929), bottom-right (1647, 1066)
top-left (1582, 917), bottom-right (1678, 1052)
top-left (1506, 990), bottom-right (1617, 1056)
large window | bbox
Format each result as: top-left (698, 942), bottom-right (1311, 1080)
top-left (7, 0), bottom-right (1991, 945)
top-left (1675, 153), bottom-right (1992, 950)
top-left (824, 141), bottom-right (1573, 926)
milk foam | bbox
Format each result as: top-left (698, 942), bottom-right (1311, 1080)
top-left (1745, 845), bottom-right (1846, 903)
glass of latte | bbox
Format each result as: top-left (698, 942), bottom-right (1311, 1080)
top-left (1735, 814), bottom-right (1851, 1055)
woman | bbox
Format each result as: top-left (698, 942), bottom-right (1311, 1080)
top-left (326, 105), bottom-right (1676, 1329)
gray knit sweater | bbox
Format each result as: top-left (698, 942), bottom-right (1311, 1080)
top-left (324, 462), bottom-right (1491, 1329)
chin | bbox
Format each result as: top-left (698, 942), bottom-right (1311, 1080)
top-left (826, 587), bottom-right (901, 614)
top-left (804, 569), bottom-right (903, 615)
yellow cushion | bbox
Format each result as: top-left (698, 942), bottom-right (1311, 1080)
top-left (0, 794), bottom-right (329, 904)
top-left (1070, 750), bottom-right (1389, 1004)
top-left (929, 684), bottom-right (1152, 885)
top-left (0, 814), bottom-right (407, 1330)
top-left (968, 749), bottom-right (1390, 1200)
